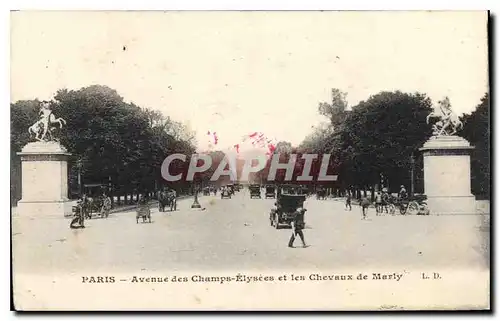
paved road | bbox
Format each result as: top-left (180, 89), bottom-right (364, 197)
top-left (12, 190), bottom-right (489, 275)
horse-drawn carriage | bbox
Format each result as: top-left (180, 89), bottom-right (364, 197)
top-left (270, 192), bottom-right (307, 229)
top-left (72, 201), bottom-right (90, 220)
top-left (158, 191), bottom-right (177, 212)
top-left (72, 194), bottom-right (111, 219)
top-left (383, 194), bottom-right (429, 215)
top-left (203, 187), bottom-right (211, 196)
top-left (249, 184), bottom-right (261, 199)
top-left (87, 196), bottom-right (104, 218)
top-left (265, 185), bottom-right (276, 199)
top-left (73, 184), bottom-right (112, 219)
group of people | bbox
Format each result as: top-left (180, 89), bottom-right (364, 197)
top-left (345, 185), bottom-right (408, 220)
top-left (71, 188), bottom-right (179, 228)
top-left (70, 192), bottom-right (112, 229)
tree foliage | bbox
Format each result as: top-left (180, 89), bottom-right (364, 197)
top-left (11, 85), bottom-right (196, 201)
top-left (318, 88), bottom-right (349, 128)
top-left (300, 89), bottom-right (434, 193)
top-left (459, 93), bottom-right (490, 198)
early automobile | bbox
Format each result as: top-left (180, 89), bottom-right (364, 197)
top-left (265, 185), bottom-right (276, 199)
top-left (226, 184), bottom-right (235, 196)
top-left (299, 185), bottom-right (311, 195)
top-left (249, 184), bottom-right (261, 199)
top-left (221, 186), bottom-right (232, 199)
top-left (269, 191), bottom-right (307, 229)
top-left (278, 184), bottom-right (301, 196)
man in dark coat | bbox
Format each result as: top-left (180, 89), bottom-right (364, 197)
top-left (288, 208), bottom-right (307, 248)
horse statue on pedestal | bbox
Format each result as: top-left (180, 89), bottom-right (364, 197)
top-left (28, 101), bottom-right (67, 141)
top-left (426, 97), bottom-right (463, 136)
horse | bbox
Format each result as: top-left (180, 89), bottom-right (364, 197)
top-left (28, 115), bottom-right (67, 141)
top-left (158, 191), bottom-right (176, 212)
top-left (426, 111), bottom-right (463, 136)
top-left (40, 113), bottom-right (66, 140)
top-left (28, 121), bottom-right (44, 141)
top-left (167, 193), bottom-right (177, 211)
top-left (48, 113), bottom-right (67, 128)
top-left (158, 191), bottom-right (168, 212)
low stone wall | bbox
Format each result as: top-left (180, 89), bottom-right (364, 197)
top-left (476, 200), bottom-right (490, 215)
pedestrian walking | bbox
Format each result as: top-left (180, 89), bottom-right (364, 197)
top-left (345, 192), bottom-right (352, 211)
top-left (100, 192), bottom-right (112, 218)
top-left (288, 208), bottom-right (307, 248)
top-left (360, 196), bottom-right (371, 219)
top-left (375, 191), bottom-right (383, 215)
top-left (381, 188), bottom-right (390, 214)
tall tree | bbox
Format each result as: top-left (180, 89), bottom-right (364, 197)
top-left (318, 88), bottom-right (349, 129)
top-left (459, 93), bottom-right (490, 198)
top-left (340, 91), bottom-right (433, 190)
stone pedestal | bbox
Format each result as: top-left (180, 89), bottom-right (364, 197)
top-left (419, 136), bottom-right (476, 215)
top-left (16, 142), bottom-right (73, 217)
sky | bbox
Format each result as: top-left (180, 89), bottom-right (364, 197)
top-left (11, 11), bottom-right (488, 152)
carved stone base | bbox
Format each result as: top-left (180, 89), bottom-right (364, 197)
top-left (17, 200), bottom-right (74, 218)
top-left (425, 195), bottom-right (477, 215)
top-left (17, 141), bottom-right (72, 218)
top-left (419, 136), bottom-right (476, 215)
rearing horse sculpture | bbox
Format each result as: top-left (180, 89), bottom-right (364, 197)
top-left (426, 97), bottom-right (463, 136)
top-left (28, 102), bottom-right (67, 141)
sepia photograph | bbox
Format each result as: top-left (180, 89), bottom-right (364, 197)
top-left (10, 10), bottom-right (490, 310)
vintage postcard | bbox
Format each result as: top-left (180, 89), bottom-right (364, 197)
top-left (10, 11), bottom-right (490, 311)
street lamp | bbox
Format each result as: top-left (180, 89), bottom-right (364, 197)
top-left (76, 158), bottom-right (83, 197)
top-left (410, 154), bottom-right (416, 197)
top-left (191, 179), bottom-right (202, 209)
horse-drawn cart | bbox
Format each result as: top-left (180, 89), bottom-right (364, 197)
top-left (158, 191), bottom-right (177, 212)
top-left (136, 202), bottom-right (152, 223)
top-left (385, 194), bottom-right (429, 215)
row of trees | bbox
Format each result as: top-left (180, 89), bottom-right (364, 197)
top-left (194, 88), bottom-right (489, 201)
top-left (11, 85), bottom-right (197, 204)
top-left (297, 89), bottom-right (490, 199)
top-left (460, 94), bottom-right (490, 198)
top-left (10, 85), bottom-right (490, 203)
